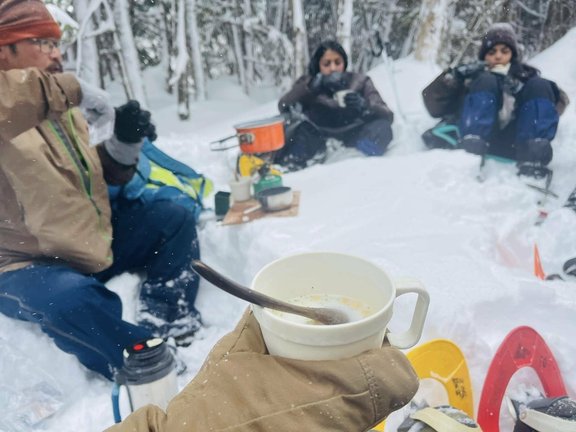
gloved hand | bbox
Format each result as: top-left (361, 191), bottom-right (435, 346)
top-left (452, 61), bottom-right (487, 80)
top-left (344, 91), bottom-right (366, 114)
top-left (114, 100), bottom-right (157, 144)
top-left (105, 309), bottom-right (418, 432)
top-left (321, 71), bottom-right (347, 93)
top-left (104, 100), bottom-right (156, 166)
top-left (78, 79), bottom-right (115, 144)
top-left (308, 72), bottom-right (323, 93)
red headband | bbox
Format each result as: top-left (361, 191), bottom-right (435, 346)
top-left (0, 0), bottom-right (61, 46)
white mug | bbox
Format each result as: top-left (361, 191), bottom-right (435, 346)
top-left (333, 90), bottom-right (353, 108)
top-left (251, 252), bottom-right (430, 360)
top-left (229, 176), bottom-right (252, 202)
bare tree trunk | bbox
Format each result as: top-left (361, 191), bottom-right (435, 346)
top-left (336, 0), bottom-right (353, 61)
top-left (231, 20), bottom-right (248, 93)
top-left (272, 0), bottom-right (284, 30)
top-left (113, 0), bottom-right (147, 105)
top-left (291, 0), bottom-right (308, 78)
top-left (412, 0), bottom-right (450, 63)
top-left (175, 0), bottom-right (190, 119)
top-left (163, 0), bottom-right (177, 95)
top-left (186, 0), bottom-right (206, 101)
top-left (73, 0), bottom-right (99, 85)
top-left (242, 0), bottom-right (255, 87)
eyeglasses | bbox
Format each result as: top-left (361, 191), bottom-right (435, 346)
top-left (28, 38), bottom-right (61, 55)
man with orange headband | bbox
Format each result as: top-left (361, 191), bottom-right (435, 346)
top-left (0, 0), bottom-right (202, 379)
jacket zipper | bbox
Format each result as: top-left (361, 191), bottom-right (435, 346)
top-left (48, 119), bottom-right (102, 219)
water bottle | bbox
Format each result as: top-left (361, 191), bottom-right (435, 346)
top-left (111, 338), bottom-right (178, 423)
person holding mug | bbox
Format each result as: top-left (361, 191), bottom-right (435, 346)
top-left (106, 309), bottom-right (419, 432)
top-left (421, 23), bottom-right (569, 179)
top-left (276, 40), bottom-right (394, 171)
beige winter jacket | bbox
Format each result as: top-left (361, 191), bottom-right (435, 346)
top-left (106, 310), bottom-right (419, 432)
top-left (0, 68), bottom-right (129, 274)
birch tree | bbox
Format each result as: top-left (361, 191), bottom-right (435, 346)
top-left (73, 0), bottom-right (99, 84)
top-left (291, 0), bottom-right (307, 77)
top-left (336, 0), bottom-right (353, 58)
top-left (114, 0), bottom-right (148, 105)
top-left (186, 0), bottom-right (206, 101)
top-left (242, 0), bottom-right (255, 86)
top-left (412, 0), bottom-right (451, 63)
top-left (173, 0), bottom-right (191, 118)
top-left (231, 16), bottom-right (248, 93)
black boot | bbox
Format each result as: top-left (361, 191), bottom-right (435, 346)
top-left (137, 271), bottom-right (203, 346)
top-left (459, 134), bottom-right (489, 156)
top-left (517, 161), bottom-right (551, 179)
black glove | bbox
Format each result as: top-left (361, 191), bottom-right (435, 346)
top-left (321, 71), bottom-right (347, 93)
top-left (114, 100), bottom-right (157, 144)
top-left (343, 91), bottom-right (366, 114)
top-left (452, 61), bottom-right (487, 80)
top-left (308, 73), bottom-right (323, 93)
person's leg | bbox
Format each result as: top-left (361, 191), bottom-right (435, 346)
top-left (274, 121), bottom-right (327, 171)
top-left (343, 118), bottom-right (393, 156)
top-left (514, 76), bottom-right (558, 167)
top-left (486, 120), bottom-right (517, 160)
top-left (96, 198), bottom-right (201, 342)
top-left (0, 264), bottom-right (151, 379)
top-left (459, 71), bottom-right (502, 155)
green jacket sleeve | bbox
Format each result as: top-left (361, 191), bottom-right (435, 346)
top-left (105, 310), bottom-right (418, 432)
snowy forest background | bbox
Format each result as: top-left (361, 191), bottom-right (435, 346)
top-left (48, 0), bottom-right (576, 120)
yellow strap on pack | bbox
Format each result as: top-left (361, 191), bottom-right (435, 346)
top-left (147, 161), bottom-right (213, 199)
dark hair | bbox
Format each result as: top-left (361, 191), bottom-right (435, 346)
top-left (308, 40), bottom-right (348, 76)
top-left (509, 60), bottom-right (540, 81)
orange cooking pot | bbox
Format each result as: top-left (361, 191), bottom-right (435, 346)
top-left (210, 116), bottom-right (285, 154)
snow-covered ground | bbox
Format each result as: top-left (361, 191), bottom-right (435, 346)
top-left (2, 28), bottom-right (576, 432)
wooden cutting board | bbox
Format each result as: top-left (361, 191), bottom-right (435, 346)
top-left (222, 191), bottom-right (300, 225)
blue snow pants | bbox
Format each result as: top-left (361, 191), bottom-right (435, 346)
top-left (0, 198), bottom-right (199, 380)
top-left (459, 71), bottom-right (559, 163)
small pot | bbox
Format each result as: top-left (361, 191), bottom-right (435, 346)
top-left (234, 116), bottom-right (285, 154)
top-left (256, 186), bottom-right (293, 212)
top-left (210, 116), bottom-right (285, 153)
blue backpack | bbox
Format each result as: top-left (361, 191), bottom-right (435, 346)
top-left (109, 139), bottom-right (213, 222)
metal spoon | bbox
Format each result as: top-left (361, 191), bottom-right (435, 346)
top-left (191, 260), bottom-right (350, 325)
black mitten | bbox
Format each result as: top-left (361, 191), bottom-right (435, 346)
top-left (344, 91), bottom-right (366, 114)
top-left (114, 100), bottom-right (157, 143)
top-left (321, 72), bottom-right (347, 93)
top-left (452, 61), bottom-right (487, 80)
